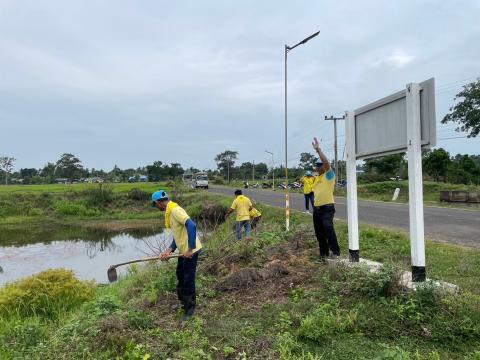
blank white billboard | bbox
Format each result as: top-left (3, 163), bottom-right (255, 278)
top-left (354, 78), bottom-right (436, 159)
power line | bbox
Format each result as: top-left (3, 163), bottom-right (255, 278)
top-left (437, 135), bottom-right (471, 141)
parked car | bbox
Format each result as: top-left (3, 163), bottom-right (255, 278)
top-left (194, 174), bottom-right (209, 189)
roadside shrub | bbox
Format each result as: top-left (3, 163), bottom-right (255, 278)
top-left (84, 294), bottom-right (122, 317)
top-left (122, 342), bottom-right (151, 360)
top-left (327, 263), bottom-right (401, 299)
top-left (297, 302), bottom-right (358, 342)
top-left (54, 201), bottom-right (100, 217)
top-left (83, 184), bottom-right (114, 207)
top-left (127, 310), bottom-right (154, 329)
top-left (128, 188), bottom-right (150, 201)
top-left (276, 332), bottom-right (322, 360)
top-left (213, 177), bottom-right (224, 185)
top-left (0, 269), bottom-right (94, 319)
top-left (3, 317), bottom-right (47, 349)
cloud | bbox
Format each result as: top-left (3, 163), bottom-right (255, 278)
top-left (369, 48), bottom-right (415, 68)
top-left (0, 0), bottom-right (479, 170)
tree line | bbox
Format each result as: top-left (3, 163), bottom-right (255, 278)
top-left (1, 78), bottom-right (479, 185)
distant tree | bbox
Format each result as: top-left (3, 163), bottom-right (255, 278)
top-left (447, 154), bottom-right (480, 185)
top-left (146, 161), bottom-right (164, 182)
top-left (166, 163), bottom-right (184, 178)
top-left (108, 165), bottom-right (123, 182)
top-left (214, 150), bottom-right (238, 182)
top-left (298, 152), bottom-right (318, 170)
top-left (423, 148), bottom-right (451, 182)
top-left (0, 156), bottom-right (16, 185)
top-left (470, 155), bottom-right (480, 167)
top-left (20, 168), bottom-right (39, 182)
top-left (254, 162), bottom-right (268, 179)
top-left (442, 79), bottom-right (480, 137)
top-left (185, 166), bottom-right (200, 175)
top-left (364, 153), bottom-right (405, 178)
top-left (55, 153), bottom-right (83, 180)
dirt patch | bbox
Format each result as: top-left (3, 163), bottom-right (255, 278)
top-left (215, 260), bottom-right (289, 292)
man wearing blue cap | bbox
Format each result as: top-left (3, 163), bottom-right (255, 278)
top-left (311, 137), bottom-right (340, 260)
top-left (152, 190), bottom-right (202, 319)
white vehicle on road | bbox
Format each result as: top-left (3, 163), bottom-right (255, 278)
top-left (194, 173), bottom-right (209, 189)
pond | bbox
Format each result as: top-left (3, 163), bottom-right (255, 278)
top-left (0, 225), bottom-right (173, 286)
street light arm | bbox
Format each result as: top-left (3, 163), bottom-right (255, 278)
top-left (287, 31), bottom-right (320, 51)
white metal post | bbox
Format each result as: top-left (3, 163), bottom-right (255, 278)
top-left (406, 83), bottom-right (426, 282)
top-left (345, 110), bottom-right (359, 261)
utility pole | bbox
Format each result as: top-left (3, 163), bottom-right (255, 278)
top-left (324, 115), bottom-right (345, 185)
top-left (265, 150), bottom-right (274, 189)
top-left (227, 161), bottom-right (230, 183)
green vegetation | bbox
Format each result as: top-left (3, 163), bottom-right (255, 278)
top-left (0, 269), bottom-right (94, 319)
top-left (1, 192), bottom-right (479, 359)
top-left (0, 181), bottom-right (193, 226)
top-left (335, 180), bottom-right (480, 206)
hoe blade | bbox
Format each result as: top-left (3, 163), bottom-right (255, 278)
top-left (107, 267), bottom-right (118, 283)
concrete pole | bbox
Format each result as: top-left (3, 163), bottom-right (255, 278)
top-left (346, 110), bottom-right (359, 262)
top-left (406, 83), bottom-right (426, 282)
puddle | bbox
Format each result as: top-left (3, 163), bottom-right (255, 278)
top-left (0, 227), bottom-right (175, 286)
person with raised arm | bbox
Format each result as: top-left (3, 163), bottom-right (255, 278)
top-left (311, 137), bottom-right (341, 261)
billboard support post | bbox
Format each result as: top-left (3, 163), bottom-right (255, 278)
top-left (346, 110), bottom-right (359, 262)
top-left (406, 83), bottom-right (426, 281)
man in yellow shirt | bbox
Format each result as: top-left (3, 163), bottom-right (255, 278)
top-left (225, 189), bottom-right (253, 240)
top-left (300, 170), bottom-right (315, 214)
top-left (154, 190), bottom-right (202, 319)
top-left (311, 137), bottom-right (340, 260)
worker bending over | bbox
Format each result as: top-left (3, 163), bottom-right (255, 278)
top-left (154, 190), bottom-right (202, 319)
top-left (225, 189), bottom-right (253, 241)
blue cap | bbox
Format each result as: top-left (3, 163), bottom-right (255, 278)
top-left (305, 170), bottom-right (312, 176)
top-left (151, 190), bottom-right (168, 207)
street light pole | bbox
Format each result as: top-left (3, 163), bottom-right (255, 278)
top-left (265, 150), bottom-right (275, 189)
top-left (325, 115), bottom-right (345, 185)
top-left (284, 30), bottom-right (320, 231)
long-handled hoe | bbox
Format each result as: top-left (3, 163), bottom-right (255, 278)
top-left (107, 254), bottom-right (182, 283)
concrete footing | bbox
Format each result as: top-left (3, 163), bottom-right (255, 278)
top-left (327, 257), bottom-right (458, 293)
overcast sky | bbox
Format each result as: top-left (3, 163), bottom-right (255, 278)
top-left (1, 0), bottom-right (479, 171)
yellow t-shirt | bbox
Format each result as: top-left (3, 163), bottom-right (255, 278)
top-left (301, 176), bottom-right (314, 194)
top-left (249, 207), bottom-right (262, 219)
top-left (230, 195), bottom-right (252, 221)
top-left (167, 205), bottom-right (202, 255)
top-left (313, 169), bottom-right (335, 206)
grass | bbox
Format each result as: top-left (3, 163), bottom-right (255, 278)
top-left (335, 180), bottom-right (480, 208)
top-left (0, 181), bottom-right (194, 227)
top-left (0, 182), bottom-right (166, 194)
top-left (1, 191), bottom-right (479, 359)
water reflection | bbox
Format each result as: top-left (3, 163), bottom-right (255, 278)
top-left (0, 226), bottom-right (171, 286)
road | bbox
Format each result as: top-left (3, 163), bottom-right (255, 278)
top-left (207, 185), bottom-right (480, 248)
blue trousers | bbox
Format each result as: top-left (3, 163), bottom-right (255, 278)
top-left (176, 252), bottom-right (199, 297)
top-left (236, 220), bottom-right (251, 240)
top-left (304, 192), bottom-right (314, 210)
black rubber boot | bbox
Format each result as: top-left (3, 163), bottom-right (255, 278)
top-left (181, 293), bottom-right (196, 321)
top-left (171, 287), bottom-right (184, 311)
